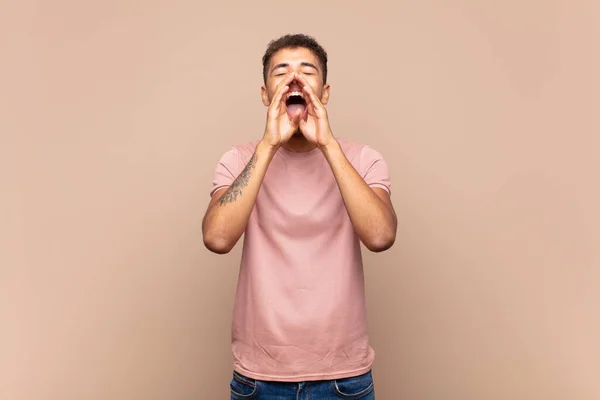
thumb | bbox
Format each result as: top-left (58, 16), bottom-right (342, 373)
top-left (298, 118), bottom-right (307, 131)
top-left (290, 109), bottom-right (303, 126)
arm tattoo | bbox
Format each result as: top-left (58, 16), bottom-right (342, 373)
top-left (218, 154), bottom-right (258, 206)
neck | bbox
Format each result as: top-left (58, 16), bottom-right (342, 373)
top-left (282, 134), bottom-right (318, 153)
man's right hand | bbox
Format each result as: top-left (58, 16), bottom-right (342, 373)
top-left (262, 72), bottom-right (301, 149)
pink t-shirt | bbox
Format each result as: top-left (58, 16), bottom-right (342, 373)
top-left (210, 138), bottom-right (391, 382)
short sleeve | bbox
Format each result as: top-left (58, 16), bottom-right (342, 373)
top-left (359, 145), bottom-right (392, 195)
top-left (210, 147), bottom-right (243, 197)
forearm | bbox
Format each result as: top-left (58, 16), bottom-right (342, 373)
top-left (202, 140), bottom-right (276, 253)
top-left (322, 141), bottom-right (397, 252)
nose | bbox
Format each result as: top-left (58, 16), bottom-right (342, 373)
top-left (289, 80), bottom-right (302, 90)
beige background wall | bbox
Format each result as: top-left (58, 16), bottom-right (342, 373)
top-left (1, 1), bottom-right (598, 399)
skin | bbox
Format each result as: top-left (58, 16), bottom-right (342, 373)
top-left (202, 47), bottom-right (397, 254)
top-left (260, 47), bottom-right (330, 153)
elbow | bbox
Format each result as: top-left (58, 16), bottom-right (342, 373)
top-left (203, 233), bottom-right (234, 254)
top-left (364, 231), bottom-right (396, 253)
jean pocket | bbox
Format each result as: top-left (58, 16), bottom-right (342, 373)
top-left (230, 371), bottom-right (258, 399)
top-left (333, 370), bottom-right (374, 398)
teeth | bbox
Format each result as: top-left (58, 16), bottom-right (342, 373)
top-left (286, 91), bottom-right (304, 99)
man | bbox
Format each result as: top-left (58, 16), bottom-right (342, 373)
top-left (202, 34), bottom-right (396, 400)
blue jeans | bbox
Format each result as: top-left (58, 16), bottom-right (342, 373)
top-left (229, 370), bottom-right (375, 399)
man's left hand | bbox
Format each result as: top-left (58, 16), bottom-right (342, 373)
top-left (296, 74), bottom-right (335, 148)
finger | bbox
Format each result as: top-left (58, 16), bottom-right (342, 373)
top-left (296, 76), bottom-right (324, 112)
top-left (301, 103), bottom-right (309, 120)
top-left (289, 107), bottom-right (303, 125)
top-left (270, 73), bottom-right (296, 109)
top-left (299, 117), bottom-right (307, 131)
top-left (294, 73), bottom-right (309, 87)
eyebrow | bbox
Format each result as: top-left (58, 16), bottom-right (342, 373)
top-left (270, 62), bottom-right (319, 73)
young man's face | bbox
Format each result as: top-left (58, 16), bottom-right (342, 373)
top-left (261, 47), bottom-right (330, 108)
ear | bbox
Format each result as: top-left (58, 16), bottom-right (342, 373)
top-left (320, 83), bottom-right (331, 105)
top-left (261, 84), bottom-right (270, 107)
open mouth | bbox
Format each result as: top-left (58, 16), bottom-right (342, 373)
top-left (285, 91), bottom-right (307, 119)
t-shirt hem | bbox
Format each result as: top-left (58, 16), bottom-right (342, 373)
top-left (232, 362), bottom-right (374, 382)
top-left (209, 185), bottom-right (229, 198)
top-left (369, 183), bottom-right (391, 195)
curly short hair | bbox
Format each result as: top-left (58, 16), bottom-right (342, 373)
top-left (262, 34), bottom-right (328, 84)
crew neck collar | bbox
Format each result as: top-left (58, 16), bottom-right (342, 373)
top-left (278, 145), bottom-right (321, 158)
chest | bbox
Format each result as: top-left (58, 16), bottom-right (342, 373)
top-left (252, 158), bottom-right (348, 235)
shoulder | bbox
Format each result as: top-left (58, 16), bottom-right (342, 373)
top-left (230, 140), bottom-right (260, 164)
top-left (217, 140), bottom-right (259, 165)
